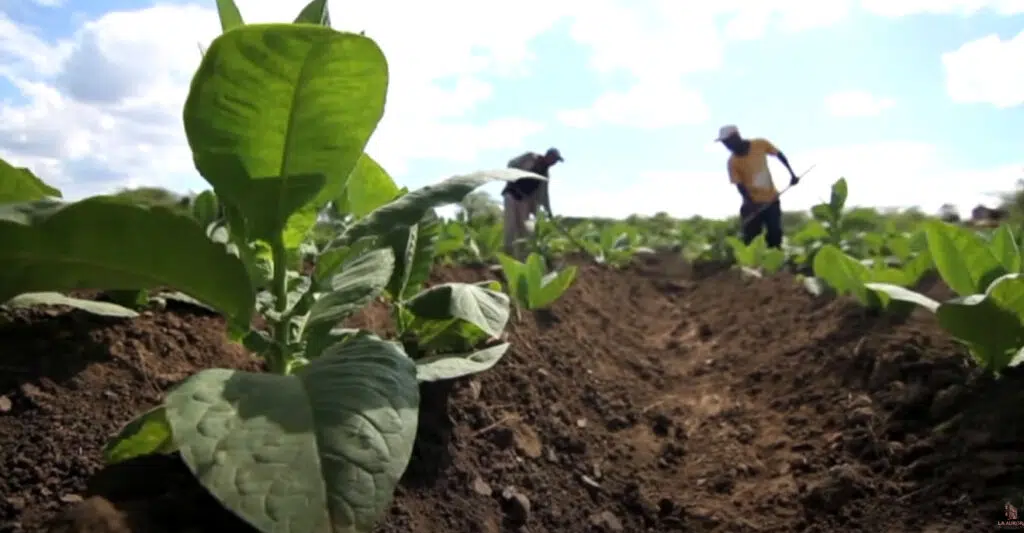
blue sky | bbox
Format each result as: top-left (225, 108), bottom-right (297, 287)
top-left (1, 0), bottom-right (1022, 218)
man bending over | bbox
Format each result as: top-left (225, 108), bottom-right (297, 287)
top-left (716, 125), bottom-right (799, 249)
top-left (502, 147), bottom-right (563, 259)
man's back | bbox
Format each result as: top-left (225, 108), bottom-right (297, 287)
top-left (728, 138), bottom-right (779, 203)
top-left (508, 152), bottom-right (546, 174)
top-left (504, 152), bottom-right (546, 199)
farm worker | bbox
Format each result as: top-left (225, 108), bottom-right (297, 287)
top-left (715, 124), bottom-right (800, 249)
top-left (502, 147), bottom-right (563, 259)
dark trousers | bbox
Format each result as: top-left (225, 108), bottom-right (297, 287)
top-left (740, 200), bottom-right (782, 249)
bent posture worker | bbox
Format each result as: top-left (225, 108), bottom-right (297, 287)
top-left (715, 125), bottom-right (800, 249)
top-left (502, 147), bottom-right (563, 259)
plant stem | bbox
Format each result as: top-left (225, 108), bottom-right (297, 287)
top-left (394, 303), bottom-right (407, 335)
top-left (269, 238), bottom-right (291, 374)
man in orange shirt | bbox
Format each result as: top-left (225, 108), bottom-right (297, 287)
top-left (715, 125), bottom-right (800, 249)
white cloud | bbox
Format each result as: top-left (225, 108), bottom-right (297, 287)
top-left (823, 90), bottom-right (895, 117)
top-left (942, 29), bottom-right (1024, 108)
top-left (557, 78), bottom-right (710, 129)
top-left (860, 0), bottom-right (1024, 17)
top-left (561, 0), bottom-right (854, 129)
top-left (722, 0), bottom-right (853, 41)
top-left (559, 0), bottom-right (1024, 130)
top-left (0, 0), bottom-right (561, 199)
top-left (566, 1), bottom-right (724, 80)
top-left (2, 0), bottom-right (1022, 215)
top-left (0, 5), bottom-right (211, 196)
top-left (0, 14), bottom-right (69, 79)
top-left (780, 142), bottom-right (1022, 214)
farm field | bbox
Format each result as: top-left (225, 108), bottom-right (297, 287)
top-left (3, 252), bottom-right (1022, 533)
top-left (4, 4), bottom-right (1024, 533)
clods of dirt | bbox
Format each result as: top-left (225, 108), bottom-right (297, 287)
top-left (0, 302), bottom-right (259, 533)
top-left (1, 257), bottom-right (1022, 533)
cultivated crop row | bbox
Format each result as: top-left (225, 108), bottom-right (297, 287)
top-left (2, 2), bottom-right (1022, 532)
top-left (0, 2), bottom-right (578, 532)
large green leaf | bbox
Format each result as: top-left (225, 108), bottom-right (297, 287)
top-left (0, 159), bottom-right (61, 204)
top-left (228, 171), bottom-right (326, 243)
top-left (293, 0), bottom-right (331, 25)
top-left (343, 154), bottom-right (401, 218)
top-left (405, 282), bottom-right (510, 338)
top-left (812, 244), bottom-right (883, 308)
top-left (214, 0), bottom-right (245, 31)
top-left (183, 23), bottom-right (388, 235)
top-left (401, 215), bottom-right (440, 300)
top-left (165, 336), bottom-right (419, 533)
top-left (725, 236), bottom-right (754, 266)
top-left (496, 253), bottom-right (529, 307)
top-left (384, 213), bottom-right (440, 302)
top-left (810, 204), bottom-right (831, 223)
top-left (313, 237), bottom-right (377, 287)
top-left (303, 247), bottom-right (394, 337)
top-left (902, 249), bottom-right (934, 286)
top-left (301, 328), bottom-right (383, 362)
top-left (829, 178), bottom-right (847, 215)
top-left (936, 273), bottom-right (1024, 371)
top-left (532, 266), bottom-right (577, 309)
top-left (924, 220), bottom-right (1006, 297)
top-left (795, 220), bottom-right (829, 241)
top-left (335, 169), bottom-right (544, 246)
top-left (989, 225), bottom-right (1021, 274)
top-left (383, 224), bottom-right (417, 302)
top-left (407, 315), bottom-right (490, 354)
top-left (415, 342), bottom-right (510, 382)
top-left (0, 198), bottom-right (254, 329)
top-left (523, 253), bottom-right (545, 304)
top-left (282, 203), bottom-right (320, 253)
top-left (189, 190), bottom-right (220, 229)
top-left (2, 292), bottom-right (139, 318)
top-left (863, 283), bottom-right (940, 313)
top-left (760, 249), bottom-right (786, 275)
top-left (473, 224), bottom-right (503, 260)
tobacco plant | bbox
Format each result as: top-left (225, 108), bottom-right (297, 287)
top-left (788, 177), bottom-right (848, 268)
top-left (867, 221), bottom-right (1024, 373)
top-left (497, 252), bottom-right (578, 312)
top-left (808, 244), bottom-right (918, 312)
top-left (725, 233), bottom-right (786, 276)
top-left (3, 3), bottom-right (547, 533)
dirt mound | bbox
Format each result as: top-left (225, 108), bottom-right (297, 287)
top-left (1, 257), bottom-right (1021, 533)
top-left (0, 303), bottom-right (260, 533)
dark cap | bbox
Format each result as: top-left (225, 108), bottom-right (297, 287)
top-left (545, 147), bottom-right (564, 162)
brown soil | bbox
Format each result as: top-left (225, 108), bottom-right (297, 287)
top-left (2, 255), bottom-right (1022, 533)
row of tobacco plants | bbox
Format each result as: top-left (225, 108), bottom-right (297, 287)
top-left (796, 179), bottom-right (1024, 374)
top-left (0, 2), bottom-right (573, 533)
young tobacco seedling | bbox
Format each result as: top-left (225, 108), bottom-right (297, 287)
top-left (497, 252), bottom-right (578, 313)
top-left (591, 220), bottom-right (642, 267)
top-left (812, 177), bottom-right (848, 247)
top-left (788, 177), bottom-right (850, 269)
top-left (867, 221), bottom-right (1024, 373)
top-left (725, 233), bottom-right (786, 276)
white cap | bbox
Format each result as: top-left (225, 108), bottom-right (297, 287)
top-left (715, 124), bottom-right (739, 141)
